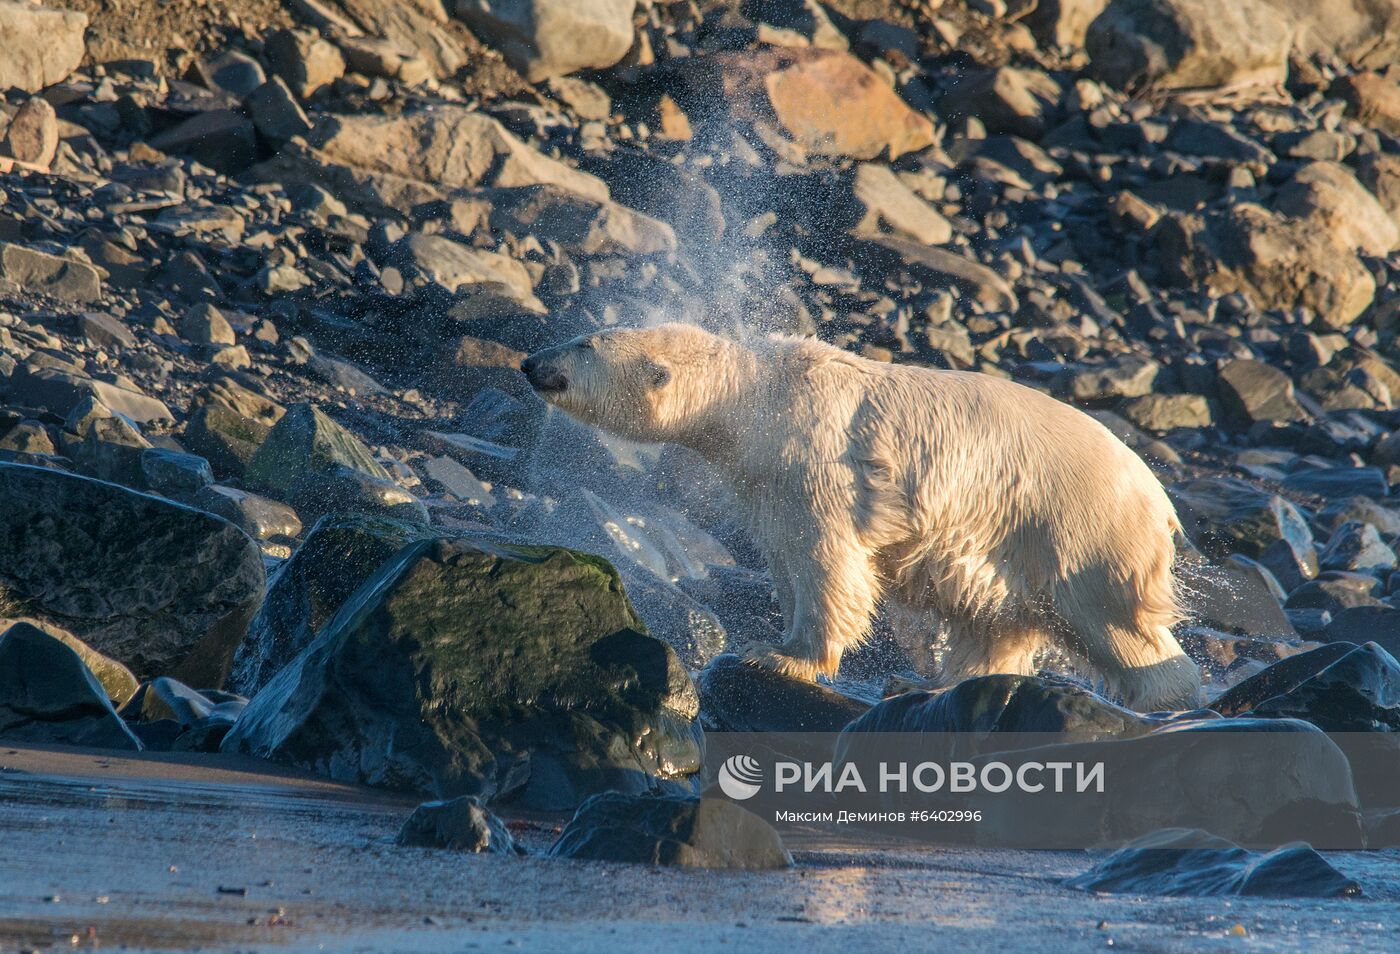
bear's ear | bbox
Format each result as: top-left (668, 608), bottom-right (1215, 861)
top-left (648, 360), bottom-right (672, 389)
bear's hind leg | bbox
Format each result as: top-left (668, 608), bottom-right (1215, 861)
top-left (931, 617), bottom-right (1047, 687)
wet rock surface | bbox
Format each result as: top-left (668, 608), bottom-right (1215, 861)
top-left (0, 622), bottom-right (141, 749)
top-left (1067, 828), bottom-right (1361, 898)
top-left (397, 795), bottom-right (523, 855)
top-left (222, 536), bottom-right (703, 809)
top-left (549, 793), bottom-right (793, 869)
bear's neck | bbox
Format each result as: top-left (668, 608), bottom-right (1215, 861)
top-left (666, 341), bottom-right (767, 464)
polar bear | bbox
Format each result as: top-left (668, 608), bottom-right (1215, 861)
top-left (522, 323), bottom-right (1201, 711)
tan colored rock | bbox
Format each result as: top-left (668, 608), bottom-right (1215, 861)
top-left (265, 28), bottom-right (347, 99)
top-left (1158, 204), bottom-right (1375, 331)
top-left (0, 97), bottom-right (58, 168)
top-left (1274, 161), bottom-right (1399, 256)
top-left (687, 49), bottom-right (935, 161)
top-left (1087, 0), bottom-right (1292, 91)
top-left (1332, 73), bottom-right (1400, 137)
top-left (0, 2), bottom-right (87, 93)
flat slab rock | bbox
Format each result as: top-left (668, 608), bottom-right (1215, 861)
top-left (1067, 828), bottom-right (1360, 898)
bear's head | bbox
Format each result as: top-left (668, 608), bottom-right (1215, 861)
top-left (522, 323), bottom-right (742, 444)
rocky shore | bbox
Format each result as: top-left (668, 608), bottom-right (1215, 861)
top-left (4, 0), bottom-right (1400, 918)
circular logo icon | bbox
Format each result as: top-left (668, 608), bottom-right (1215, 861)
top-left (718, 754), bottom-right (763, 800)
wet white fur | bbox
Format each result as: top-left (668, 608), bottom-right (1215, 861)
top-left (534, 323), bottom-right (1201, 711)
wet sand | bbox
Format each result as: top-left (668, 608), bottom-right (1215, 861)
top-left (1, 743), bottom-right (1398, 953)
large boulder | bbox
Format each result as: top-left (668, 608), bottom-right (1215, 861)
top-left (549, 793), bottom-right (792, 869)
top-left (1067, 828), bottom-right (1360, 897)
top-left (222, 536), bottom-right (703, 810)
top-left (252, 108), bottom-right (609, 218)
top-left (1274, 161), bottom-right (1399, 257)
top-left (0, 616), bottom-right (139, 706)
top-left (1269, 0), bottom-right (1400, 70)
top-left (1210, 641), bottom-right (1400, 732)
top-left (0, 464), bottom-right (265, 687)
top-left (229, 514), bottom-right (437, 696)
top-left (1170, 477), bottom-right (1317, 588)
top-left (681, 49), bottom-right (935, 161)
top-left (1157, 204), bottom-right (1375, 331)
top-left (0, 623), bottom-right (141, 750)
top-left (0, 2), bottom-right (87, 93)
top-left (486, 185), bottom-right (678, 257)
top-left (1086, 0), bottom-right (1292, 91)
top-left (456, 0), bottom-right (635, 81)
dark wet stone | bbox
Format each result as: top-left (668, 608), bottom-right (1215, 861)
top-left (1178, 555), bottom-right (1296, 638)
top-left (0, 623), bottom-right (141, 750)
top-left (0, 463), bottom-right (265, 687)
top-left (228, 514), bottom-right (438, 696)
top-left (139, 448), bottom-right (214, 496)
top-left (844, 674), bottom-right (1154, 743)
top-left (1285, 572), bottom-right (1383, 615)
top-left (1067, 828), bottom-right (1360, 897)
top-left (1282, 467), bottom-right (1389, 501)
top-left (1323, 607), bottom-right (1400, 659)
top-left (223, 536), bottom-right (702, 810)
top-left (697, 653), bottom-right (870, 732)
top-left (397, 796), bottom-right (522, 854)
top-left (1319, 521), bottom-right (1398, 574)
top-left (1170, 478), bottom-right (1317, 577)
top-left (1209, 641), bottom-right (1400, 731)
top-left (549, 793), bottom-right (792, 869)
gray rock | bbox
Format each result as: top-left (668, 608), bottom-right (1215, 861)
top-left (1211, 640), bottom-right (1400, 733)
top-left (1170, 477), bottom-right (1317, 576)
top-left (193, 485), bottom-right (302, 543)
top-left (244, 403), bottom-right (397, 516)
top-left (397, 796), bottom-right (522, 854)
top-left (856, 235), bottom-right (1018, 312)
top-left (264, 27), bottom-right (346, 99)
top-left (1285, 573), bottom-right (1383, 615)
top-left (140, 448), bottom-right (214, 496)
top-left (1216, 359), bottom-right (1307, 427)
top-left (223, 536), bottom-right (703, 810)
top-left (0, 2), bottom-right (87, 93)
top-left (939, 67), bottom-right (1062, 140)
top-left (697, 653), bottom-right (870, 732)
top-left (246, 77), bottom-right (314, 144)
top-left (1158, 205), bottom-right (1374, 331)
top-left (1086, 0), bottom-right (1292, 91)
top-left (1274, 161), bottom-right (1399, 257)
top-left (486, 185), bottom-right (678, 257)
top-left (1281, 467), bottom-right (1389, 501)
top-left (178, 302), bottom-right (236, 345)
top-left (0, 623), bottom-right (141, 750)
top-left (0, 243), bottom-right (102, 303)
top-left (1061, 356), bottom-right (1160, 402)
top-left (455, 0), bottom-right (636, 82)
top-left (1, 96), bottom-right (59, 167)
top-left (145, 110), bottom-right (257, 175)
top-left (1120, 393), bottom-right (1212, 431)
top-left (1319, 521), bottom-right (1398, 574)
top-left (1067, 828), bottom-right (1359, 897)
top-left (77, 312), bottom-right (135, 351)
top-left (203, 48), bottom-right (267, 98)
top-left (391, 232), bottom-right (540, 301)
top-left (0, 463), bottom-right (265, 687)
top-left (842, 164), bottom-right (952, 246)
top-left (7, 367), bottom-right (172, 425)
top-left (549, 793), bottom-right (792, 869)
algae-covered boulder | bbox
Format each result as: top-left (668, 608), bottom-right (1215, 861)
top-left (0, 463), bottom-right (265, 687)
top-left (223, 536), bottom-right (703, 809)
top-left (229, 514), bottom-right (438, 696)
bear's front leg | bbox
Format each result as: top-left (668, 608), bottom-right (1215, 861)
top-left (745, 536), bottom-right (880, 681)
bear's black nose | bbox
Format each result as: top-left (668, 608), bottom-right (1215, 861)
top-left (521, 354), bottom-right (566, 393)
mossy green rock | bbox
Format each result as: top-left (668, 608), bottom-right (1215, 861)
top-left (0, 463), bottom-right (265, 687)
top-left (245, 403), bottom-right (405, 519)
top-left (229, 514), bottom-right (439, 696)
top-left (222, 535), bottom-right (703, 809)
